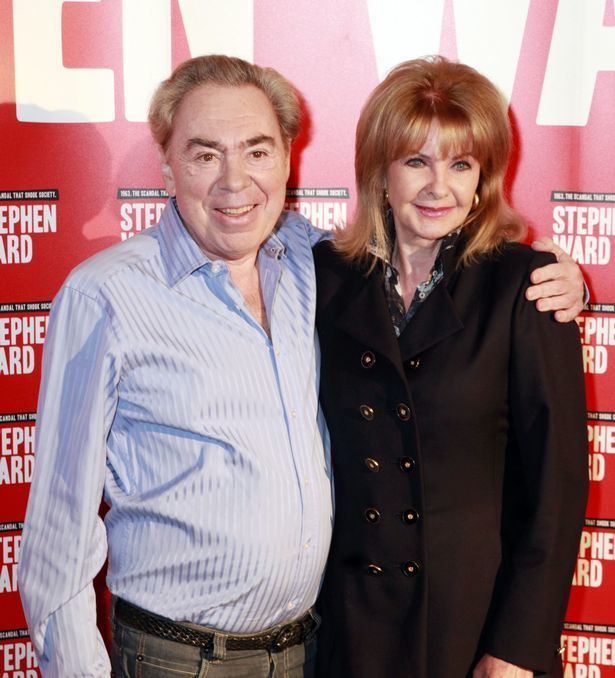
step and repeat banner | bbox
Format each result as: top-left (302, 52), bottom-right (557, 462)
top-left (1, 1), bottom-right (614, 675)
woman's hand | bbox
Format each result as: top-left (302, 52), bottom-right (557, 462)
top-left (473, 654), bottom-right (533, 677)
top-left (526, 237), bottom-right (585, 322)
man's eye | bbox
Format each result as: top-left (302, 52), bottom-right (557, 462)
top-left (250, 150), bottom-right (268, 159)
top-left (196, 152), bottom-right (216, 162)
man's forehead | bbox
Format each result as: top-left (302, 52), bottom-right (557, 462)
top-left (172, 84), bottom-right (283, 143)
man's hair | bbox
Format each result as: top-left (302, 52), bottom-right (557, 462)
top-left (336, 55), bottom-right (525, 267)
top-left (149, 54), bottom-right (302, 151)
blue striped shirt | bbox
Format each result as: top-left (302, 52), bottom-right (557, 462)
top-left (18, 202), bottom-right (333, 677)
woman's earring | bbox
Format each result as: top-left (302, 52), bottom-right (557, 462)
top-left (383, 188), bottom-right (389, 205)
top-left (473, 192), bottom-right (480, 208)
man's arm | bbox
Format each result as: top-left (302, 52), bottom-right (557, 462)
top-left (527, 237), bottom-right (586, 322)
top-left (474, 654), bottom-right (532, 677)
top-left (18, 285), bottom-right (120, 677)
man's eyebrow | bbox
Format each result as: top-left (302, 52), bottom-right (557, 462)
top-left (185, 137), bottom-right (224, 152)
top-left (184, 135), bottom-right (276, 153)
top-left (245, 134), bottom-right (275, 147)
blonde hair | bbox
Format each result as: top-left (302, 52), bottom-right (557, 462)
top-left (149, 55), bottom-right (301, 151)
top-left (337, 56), bottom-right (524, 267)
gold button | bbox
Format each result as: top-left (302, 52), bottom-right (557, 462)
top-left (396, 404), bottom-right (411, 421)
top-left (408, 358), bottom-right (420, 369)
top-left (364, 508), bottom-right (381, 524)
top-left (361, 351), bottom-right (376, 368)
top-left (401, 508), bottom-right (419, 524)
top-left (360, 404), bottom-right (375, 421)
top-left (364, 457), bottom-right (380, 472)
top-left (399, 457), bottom-right (415, 472)
top-left (401, 560), bottom-right (420, 577)
top-left (367, 564), bottom-right (383, 576)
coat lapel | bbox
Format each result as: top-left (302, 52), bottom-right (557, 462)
top-left (397, 279), bottom-right (464, 362)
top-left (397, 239), bottom-right (465, 362)
top-left (335, 267), bottom-right (402, 368)
top-left (315, 238), bottom-right (465, 372)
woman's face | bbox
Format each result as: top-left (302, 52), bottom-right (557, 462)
top-left (385, 121), bottom-right (481, 249)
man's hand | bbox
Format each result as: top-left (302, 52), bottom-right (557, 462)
top-left (526, 237), bottom-right (585, 322)
top-left (473, 654), bottom-right (533, 677)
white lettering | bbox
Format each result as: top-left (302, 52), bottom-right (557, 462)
top-left (367, 0), bottom-right (530, 100)
top-left (13, 0), bottom-right (115, 122)
top-left (0, 641), bottom-right (38, 671)
top-left (538, 0), bottom-right (615, 125)
top-left (572, 558), bottom-right (603, 587)
top-left (122, 0), bottom-right (171, 122)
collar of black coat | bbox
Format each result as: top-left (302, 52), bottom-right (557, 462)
top-left (313, 232), bottom-right (466, 372)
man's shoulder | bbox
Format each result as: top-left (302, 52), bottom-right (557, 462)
top-left (63, 226), bottom-right (162, 300)
top-left (275, 211), bottom-right (331, 248)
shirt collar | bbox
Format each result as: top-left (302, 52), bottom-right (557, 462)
top-left (156, 199), bottom-right (286, 287)
top-left (157, 199), bottom-right (209, 286)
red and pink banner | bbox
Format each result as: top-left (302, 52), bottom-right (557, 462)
top-left (1, 1), bottom-right (614, 674)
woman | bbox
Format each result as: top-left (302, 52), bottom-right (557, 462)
top-left (313, 57), bottom-right (587, 677)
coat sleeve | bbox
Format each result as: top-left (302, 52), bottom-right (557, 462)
top-left (481, 251), bottom-right (588, 673)
top-left (18, 285), bottom-right (121, 677)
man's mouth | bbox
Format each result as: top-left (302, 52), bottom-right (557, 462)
top-left (217, 205), bottom-right (256, 216)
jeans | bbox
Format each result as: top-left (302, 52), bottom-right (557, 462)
top-left (110, 603), bottom-right (319, 678)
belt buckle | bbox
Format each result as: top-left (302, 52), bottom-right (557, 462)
top-left (271, 621), bottom-right (301, 652)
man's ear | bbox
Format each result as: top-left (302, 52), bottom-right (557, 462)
top-left (158, 147), bottom-right (176, 196)
top-left (284, 148), bottom-right (291, 182)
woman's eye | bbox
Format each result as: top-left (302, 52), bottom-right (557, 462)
top-left (405, 157), bottom-right (425, 167)
top-left (453, 160), bottom-right (471, 170)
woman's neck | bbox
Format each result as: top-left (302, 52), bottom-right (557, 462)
top-left (391, 238), bottom-right (441, 309)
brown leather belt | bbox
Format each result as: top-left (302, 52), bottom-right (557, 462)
top-left (114, 597), bottom-right (317, 653)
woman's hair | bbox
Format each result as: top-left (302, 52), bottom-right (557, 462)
top-left (149, 55), bottom-right (301, 151)
top-left (336, 55), bottom-right (525, 266)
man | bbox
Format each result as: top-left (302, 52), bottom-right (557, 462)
top-left (18, 55), bottom-right (584, 677)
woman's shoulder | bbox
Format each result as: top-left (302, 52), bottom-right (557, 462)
top-left (475, 240), bottom-right (558, 277)
top-left (313, 238), bottom-right (376, 277)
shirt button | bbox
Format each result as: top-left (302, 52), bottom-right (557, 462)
top-left (360, 404), bottom-right (375, 421)
top-left (401, 508), bottom-right (419, 524)
top-left (211, 262), bottom-right (222, 273)
top-left (399, 457), bottom-right (416, 473)
top-left (367, 564), bottom-right (383, 576)
top-left (361, 351), bottom-right (376, 368)
top-left (287, 601), bottom-right (296, 610)
top-left (396, 403), bottom-right (411, 421)
top-left (291, 410), bottom-right (297, 418)
top-left (401, 560), bottom-right (420, 577)
top-left (364, 508), bottom-right (381, 524)
top-left (408, 357), bottom-right (421, 369)
top-left (304, 542), bottom-right (310, 550)
top-left (364, 457), bottom-right (380, 472)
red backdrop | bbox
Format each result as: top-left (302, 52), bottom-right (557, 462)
top-left (1, 1), bottom-right (614, 675)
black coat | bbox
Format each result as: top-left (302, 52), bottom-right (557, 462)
top-left (313, 238), bottom-right (588, 678)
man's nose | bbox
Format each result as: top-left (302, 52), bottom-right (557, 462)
top-left (218, 154), bottom-right (251, 192)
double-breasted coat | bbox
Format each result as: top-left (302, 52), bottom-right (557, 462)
top-left (312, 237), bottom-right (588, 678)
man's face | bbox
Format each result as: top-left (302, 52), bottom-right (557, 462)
top-left (161, 83), bottom-right (291, 262)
